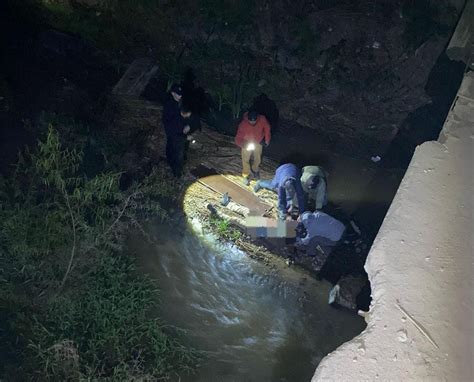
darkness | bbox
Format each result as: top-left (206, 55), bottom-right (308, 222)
top-left (384, 52), bottom-right (465, 168)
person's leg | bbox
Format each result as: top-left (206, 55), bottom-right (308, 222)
top-left (251, 143), bottom-right (262, 178)
top-left (254, 178), bottom-right (274, 193)
top-left (173, 138), bottom-right (185, 177)
top-left (241, 148), bottom-right (252, 184)
top-left (310, 236), bottom-right (338, 256)
top-left (166, 137), bottom-right (173, 165)
top-left (183, 139), bottom-right (190, 161)
top-left (166, 137), bottom-right (177, 174)
top-left (241, 148), bottom-right (252, 177)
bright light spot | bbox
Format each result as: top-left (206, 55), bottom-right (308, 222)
top-left (190, 217), bottom-right (203, 234)
top-left (246, 142), bottom-right (255, 151)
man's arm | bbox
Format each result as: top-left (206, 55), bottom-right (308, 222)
top-left (277, 186), bottom-right (287, 219)
top-left (315, 179), bottom-right (326, 210)
top-left (189, 114), bottom-right (201, 134)
top-left (262, 116), bottom-right (271, 144)
top-left (235, 122), bottom-right (245, 147)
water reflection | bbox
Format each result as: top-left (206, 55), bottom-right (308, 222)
top-left (133, 225), bottom-right (365, 381)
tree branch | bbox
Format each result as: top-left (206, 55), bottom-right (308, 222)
top-left (100, 192), bottom-right (137, 242)
top-left (60, 193), bottom-right (76, 289)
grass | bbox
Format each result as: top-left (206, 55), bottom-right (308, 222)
top-left (209, 215), bottom-right (243, 242)
top-left (30, 254), bottom-right (197, 380)
top-left (0, 120), bottom-right (197, 380)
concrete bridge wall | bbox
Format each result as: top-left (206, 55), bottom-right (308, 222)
top-left (313, 69), bottom-right (473, 381)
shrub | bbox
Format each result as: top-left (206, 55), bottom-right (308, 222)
top-left (0, 125), bottom-right (196, 380)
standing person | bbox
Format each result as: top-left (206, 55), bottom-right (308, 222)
top-left (169, 107), bottom-right (192, 177)
top-left (234, 110), bottom-right (271, 186)
top-left (162, 84), bottom-right (182, 174)
top-left (181, 106), bottom-right (201, 160)
top-left (301, 165), bottom-right (328, 210)
top-left (253, 163), bottom-right (306, 220)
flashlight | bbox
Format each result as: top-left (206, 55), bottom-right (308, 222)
top-left (191, 139), bottom-right (196, 144)
top-left (246, 142), bottom-right (255, 151)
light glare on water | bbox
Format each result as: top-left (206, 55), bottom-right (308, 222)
top-left (134, 225), bottom-right (365, 381)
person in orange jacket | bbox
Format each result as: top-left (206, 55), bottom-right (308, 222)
top-left (234, 110), bottom-right (271, 185)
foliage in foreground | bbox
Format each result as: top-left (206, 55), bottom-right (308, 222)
top-left (0, 126), bottom-right (196, 380)
top-left (208, 214), bottom-right (242, 242)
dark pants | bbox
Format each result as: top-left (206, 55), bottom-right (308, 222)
top-left (256, 179), bottom-right (274, 191)
top-left (184, 139), bottom-right (190, 161)
top-left (256, 179), bottom-right (294, 211)
top-left (308, 229), bottom-right (346, 257)
top-left (166, 135), bottom-right (186, 177)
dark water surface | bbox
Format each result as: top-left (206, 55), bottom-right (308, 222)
top-left (134, 223), bottom-right (365, 381)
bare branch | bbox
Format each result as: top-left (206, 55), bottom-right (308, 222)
top-left (100, 192), bottom-right (138, 242)
top-left (60, 193), bottom-right (76, 289)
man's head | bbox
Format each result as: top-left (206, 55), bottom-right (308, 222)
top-left (308, 176), bottom-right (320, 190)
top-left (170, 84), bottom-right (182, 102)
top-left (295, 222), bottom-right (308, 239)
top-left (284, 178), bottom-right (296, 199)
top-left (247, 110), bottom-right (258, 125)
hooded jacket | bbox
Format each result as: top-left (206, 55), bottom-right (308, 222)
top-left (270, 163), bottom-right (306, 214)
top-left (296, 211), bottom-right (345, 256)
top-left (299, 211), bottom-right (345, 243)
top-left (235, 112), bottom-right (271, 148)
top-left (301, 166), bottom-right (328, 210)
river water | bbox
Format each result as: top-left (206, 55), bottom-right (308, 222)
top-left (134, 223), bottom-right (365, 381)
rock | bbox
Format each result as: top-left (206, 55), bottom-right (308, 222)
top-left (112, 58), bottom-right (158, 97)
top-left (328, 275), bottom-right (367, 311)
top-left (296, 246), bottom-right (332, 273)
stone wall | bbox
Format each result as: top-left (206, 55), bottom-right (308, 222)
top-left (312, 69), bottom-right (473, 382)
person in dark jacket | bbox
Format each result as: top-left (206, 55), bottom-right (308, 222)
top-left (162, 85), bottom-right (193, 177)
top-left (162, 84), bottom-right (183, 175)
top-left (253, 163), bottom-right (306, 220)
top-left (182, 108), bottom-right (201, 160)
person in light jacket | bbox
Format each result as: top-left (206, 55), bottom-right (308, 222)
top-left (300, 165), bottom-right (328, 210)
top-left (295, 211), bottom-right (345, 256)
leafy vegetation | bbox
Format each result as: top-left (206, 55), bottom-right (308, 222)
top-left (0, 125), bottom-right (197, 380)
top-left (209, 215), bottom-right (242, 242)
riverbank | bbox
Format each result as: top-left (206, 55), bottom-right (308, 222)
top-left (131, 222), bottom-right (366, 381)
top-left (0, 126), bottom-right (198, 380)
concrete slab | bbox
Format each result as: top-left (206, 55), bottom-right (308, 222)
top-left (112, 58), bottom-right (158, 97)
top-left (191, 165), bottom-right (272, 216)
top-left (446, 0), bottom-right (474, 63)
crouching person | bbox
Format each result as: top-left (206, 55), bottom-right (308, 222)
top-left (300, 165), bottom-right (328, 210)
top-left (254, 163), bottom-right (306, 220)
top-left (295, 211), bottom-right (345, 256)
